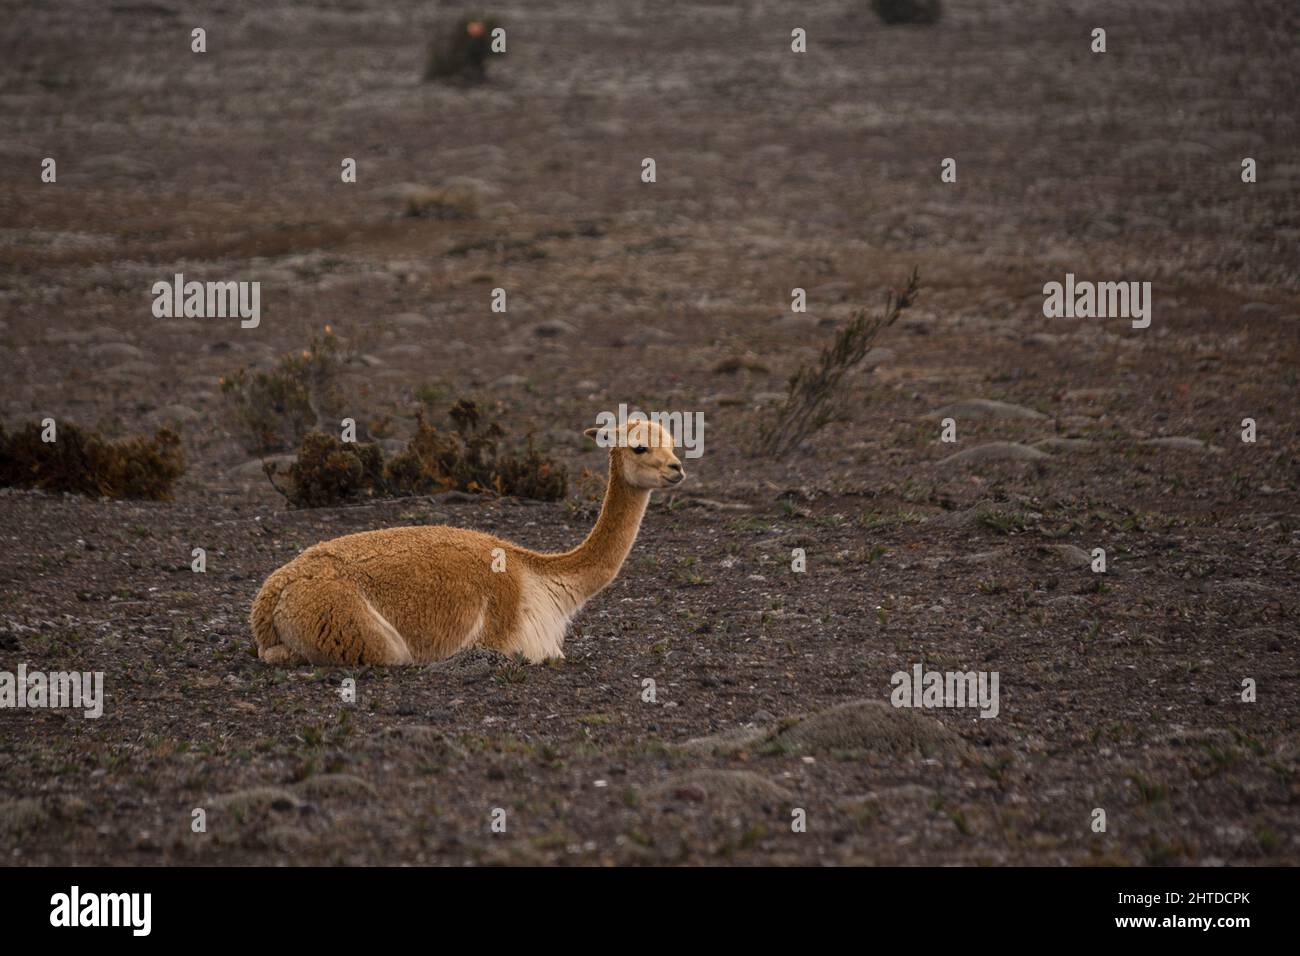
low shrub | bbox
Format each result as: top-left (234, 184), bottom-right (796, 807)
top-left (284, 432), bottom-right (386, 509)
top-left (0, 420), bottom-right (184, 500)
top-left (405, 185), bottom-right (479, 220)
top-left (274, 400), bottom-right (566, 508)
top-left (752, 268), bottom-right (921, 458)
top-left (872, 0), bottom-right (942, 25)
top-left (220, 331), bottom-right (346, 454)
top-left (424, 15), bottom-right (502, 83)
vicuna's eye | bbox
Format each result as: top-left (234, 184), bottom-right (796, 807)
top-left (631, 445), bottom-right (648, 455)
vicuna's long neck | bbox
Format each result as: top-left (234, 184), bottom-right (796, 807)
top-left (543, 451), bottom-right (651, 602)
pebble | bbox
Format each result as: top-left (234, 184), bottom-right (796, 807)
top-left (528, 319), bottom-right (577, 338)
top-left (89, 342), bottom-right (145, 362)
top-left (930, 398), bottom-right (1047, 420)
top-left (1140, 437), bottom-right (1223, 454)
top-left (937, 442), bottom-right (1049, 466)
top-left (1032, 437), bottom-right (1095, 453)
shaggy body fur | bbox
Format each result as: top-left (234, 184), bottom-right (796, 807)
top-left (251, 420), bottom-right (683, 665)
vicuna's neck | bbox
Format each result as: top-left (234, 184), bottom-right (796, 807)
top-left (542, 451), bottom-right (650, 602)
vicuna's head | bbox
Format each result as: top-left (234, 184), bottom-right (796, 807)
top-left (585, 418), bottom-right (685, 490)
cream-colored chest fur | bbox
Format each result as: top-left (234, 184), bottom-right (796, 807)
top-left (505, 573), bottom-right (581, 662)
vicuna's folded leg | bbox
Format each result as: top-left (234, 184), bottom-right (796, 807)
top-left (258, 644), bottom-right (302, 665)
top-left (270, 577), bottom-right (414, 665)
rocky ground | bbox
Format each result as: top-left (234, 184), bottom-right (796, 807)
top-left (0, 0), bottom-right (1297, 865)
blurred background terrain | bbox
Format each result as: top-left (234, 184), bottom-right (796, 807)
top-left (0, 0), bottom-right (1296, 865)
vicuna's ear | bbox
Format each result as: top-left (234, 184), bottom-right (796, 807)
top-left (585, 426), bottom-right (615, 447)
top-left (583, 427), bottom-right (600, 440)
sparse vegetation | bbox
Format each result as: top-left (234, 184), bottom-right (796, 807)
top-left (1129, 774), bottom-right (1169, 804)
top-left (282, 432), bottom-right (387, 508)
top-left (752, 269), bottom-right (920, 457)
top-left (273, 399), bottom-right (567, 507)
top-left (220, 332), bottom-right (347, 453)
top-left (3, 0), bottom-right (1295, 870)
top-left (385, 400), bottom-right (567, 501)
top-left (423, 15), bottom-right (502, 83)
top-left (872, 0), bottom-right (942, 25)
top-left (0, 420), bottom-right (183, 500)
top-left (713, 356), bottom-right (770, 375)
top-left (405, 184), bottom-right (479, 220)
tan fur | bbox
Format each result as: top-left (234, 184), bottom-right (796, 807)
top-left (250, 419), bottom-right (685, 665)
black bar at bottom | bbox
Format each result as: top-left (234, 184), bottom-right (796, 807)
top-left (0, 865), bottom-right (1282, 942)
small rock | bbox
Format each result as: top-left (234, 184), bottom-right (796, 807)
top-left (682, 498), bottom-right (752, 512)
top-left (207, 787), bottom-right (303, 816)
top-left (673, 726), bottom-right (771, 756)
top-left (938, 442), bottom-right (1049, 466)
top-left (1140, 437), bottom-right (1223, 454)
top-left (620, 327), bottom-right (673, 347)
top-left (99, 360), bottom-right (159, 380)
top-left (232, 455), bottom-right (295, 479)
top-left (293, 774), bottom-right (377, 799)
top-left (860, 347), bottom-right (894, 369)
top-left (1023, 333), bottom-right (1062, 346)
top-left (155, 404), bottom-right (200, 424)
top-left (427, 646), bottom-right (511, 677)
top-left (1061, 388), bottom-right (1117, 403)
top-left (1241, 302), bottom-right (1281, 319)
top-left (89, 342), bottom-right (145, 362)
top-left (432, 490), bottom-right (482, 504)
top-left (645, 770), bottom-right (792, 806)
top-left (379, 344), bottom-right (425, 359)
top-left (957, 548), bottom-right (1009, 563)
top-left (440, 175), bottom-right (500, 198)
top-left (1032, 437), bottom-right (1096, 453)
top-left (930, 399), bottom-right (1047, 421)
top-left (838, 784), bottom-right (936, 814)
top-left (378, 726), bottom-right (468, 759)
top-left (1037, 544), bottom-right (1092, 568)
top-left (528, 319), bottom-right (576, 338)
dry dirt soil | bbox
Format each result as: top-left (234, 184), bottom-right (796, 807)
top-left (0, 0), bottom-right (1297, 865)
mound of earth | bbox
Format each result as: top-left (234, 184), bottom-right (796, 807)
top-left (426, 646), bottom-right (514, 678)
top-left (769, 700), bottom-right (968, 758)
top-left (644, 769), bottom-right (793, 807)
top-left (675, 699), bottom-right (968, 760)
